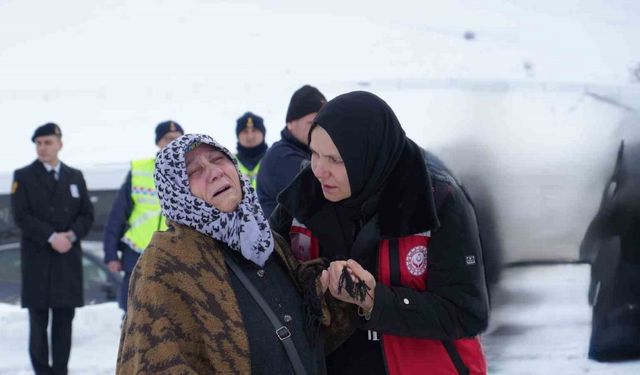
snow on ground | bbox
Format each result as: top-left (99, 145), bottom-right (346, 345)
top-left (0, 303), bottom-right (121, 375)
top-left (484, 264), bottom-right (640, 374)
top-left (1, 264), bottom-right (639, 374)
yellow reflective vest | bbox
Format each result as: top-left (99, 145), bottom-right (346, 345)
top-left (122, 158), bottom-right (167, 253)
top-left (236, 157), bottom-right (260, 190)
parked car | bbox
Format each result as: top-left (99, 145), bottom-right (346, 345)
top-left (0, 241), bottom-right (121, 305)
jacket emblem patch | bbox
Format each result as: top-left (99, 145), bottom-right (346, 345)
top-left (406, 245), bottom-right (428, 276)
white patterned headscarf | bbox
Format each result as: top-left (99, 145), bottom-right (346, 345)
top-left (154, 133), bottom-right (274, 267)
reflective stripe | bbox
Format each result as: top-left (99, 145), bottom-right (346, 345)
top-left (131, 170), bottom-right (154, 177)
top-left (121, 237), bottom-right (145, 253)
top-left (127, 209), bottom-right (162, 229)
top-left (131, 186), bottom-right (158, 196)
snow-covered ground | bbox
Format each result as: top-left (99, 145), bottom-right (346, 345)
top-left (1, 264), bottom-right (639, 374)
top-left (0, 303), bottom-right (121, 375)
top-left (484, 264), bottom-right (640, 374)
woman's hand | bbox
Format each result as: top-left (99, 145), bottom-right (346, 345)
top-left (326, 259), bottom-right (376, 311)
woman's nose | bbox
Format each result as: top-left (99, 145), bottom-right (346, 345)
top-left (205, 163), bottom-right (224, 181)
top-left (313, 159), bottom-right (328, 179)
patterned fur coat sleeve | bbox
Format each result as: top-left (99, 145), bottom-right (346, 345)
top-left (271, 232), bottom-right (360, 355)
top-left (116, 223), bottom-right (252, 374)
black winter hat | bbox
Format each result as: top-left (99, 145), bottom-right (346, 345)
top-left (31, 122), bottom-right (62, 142)
top-left (236, 112), bottom-right (266, 137)
top-left (285, 85), bottom-right (326, 122)
top-left (155, 120), bottom-right (184, 144)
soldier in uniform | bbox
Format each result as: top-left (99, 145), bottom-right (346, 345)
top-left (234, 111), bottom-right (268, 190)
top-left (102, 120), bottom-right (184, 313)
top-left (11, 122), bottom-right (94, 375)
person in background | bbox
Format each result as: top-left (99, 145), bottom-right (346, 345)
top-left (582, 140), bottom-right (640, 361)
top-left (116, 134), bottom-right (326, 374)
top-left (102, 120), bottom-right (184, 313)
top-left (271, 91), bottom-right (490, 374)
top-left (235, 111), bottom-right (268, 190)
top-left (11, 122), bottom-right (94, 375)
top-left (257, 85), bottom-right (326, 218)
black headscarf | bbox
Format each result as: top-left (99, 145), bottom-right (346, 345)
top-left (310, 92), bottom-right (407, 260)
top-left (310, 91), bottom-right (406, 209)
top-left (277, 91), bottom-right (438, 265)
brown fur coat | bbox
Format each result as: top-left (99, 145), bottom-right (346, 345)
top-left (116, 222), bottom-right (355, 374)
top-left (116, 222), bottom-right (256, 374)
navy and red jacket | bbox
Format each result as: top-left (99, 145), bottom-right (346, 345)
top-left (271, 150), bottom-right (490, 375)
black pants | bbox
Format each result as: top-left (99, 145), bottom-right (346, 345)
top-left (28, 308), bottom-right (75, 375)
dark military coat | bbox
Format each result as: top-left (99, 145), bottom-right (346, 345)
top-left (11, 160), bottom-right (94, 308)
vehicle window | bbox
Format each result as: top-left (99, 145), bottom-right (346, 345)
top-left (82, 256), bottom-right (108, 290)
top-left (0, 249), bottom-right (21, 282)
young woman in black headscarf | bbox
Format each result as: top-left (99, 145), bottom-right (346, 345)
top-left (270, 91), bottom-right (490, 375)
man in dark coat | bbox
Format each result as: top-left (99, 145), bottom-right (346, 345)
top-left (11, 122), bottom-right (94, 375)
top-left (256, 85), bottom-right (326, 217)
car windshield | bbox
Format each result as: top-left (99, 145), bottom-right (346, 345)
top-left (0, 249), bottom-right (20, 282)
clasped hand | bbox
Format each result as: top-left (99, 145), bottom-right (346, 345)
top-left (51, 231), bottom-right (75, 253)
top-left (319, 259), bottom-right (376, 312)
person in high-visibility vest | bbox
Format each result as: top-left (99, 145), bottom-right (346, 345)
top-left (235, 111), bottom-right (268, 191)
top-left (103, 120), bottom-right (184, 313)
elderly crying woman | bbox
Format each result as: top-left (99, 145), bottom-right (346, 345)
top-left (116, 134), bottom-right (325, 375)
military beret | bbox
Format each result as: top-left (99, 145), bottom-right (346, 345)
top-left (155, 120), bottom-right (184, 144)
top-left (236, 112), bottom-right (266, 137)
top-left (31, 122), bottom-right (62, 142)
